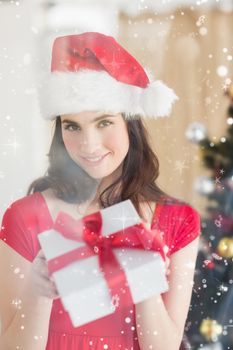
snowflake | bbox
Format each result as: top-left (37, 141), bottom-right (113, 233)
top-left (110, 207), bottom-right (139, 235)
top-left (222, 82), bottom-right (230, 91)
top-left (174, 160), bottom-right (189, 175)
top-left (214, 176), bottom-right (221, 185)
top-left (214, 215), bottom-right (222, 227)
top-left (11, 298), bottom-right (22, 309)
top-left (3, 134), bottom-right (21, 156)
top-left (125, 317), bottom-right (131, 323)
top-left (104, 52), bottom-right (126, 73)
top-left (218, 284), bottom-right (228, 292)
top-left (196, 15), bottom-right (206, 27)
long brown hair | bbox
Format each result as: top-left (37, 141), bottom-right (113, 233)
top-left (27, 114), bottom-right (177, 219)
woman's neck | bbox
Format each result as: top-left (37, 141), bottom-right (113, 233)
top-left (91, 164), bottom-right (123, 205)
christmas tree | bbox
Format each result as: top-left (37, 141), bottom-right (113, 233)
top-left (185, 84), bottom-right (233, 350)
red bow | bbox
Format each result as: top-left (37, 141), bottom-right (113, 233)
top-left (47, 211), bottom-right (165, 310)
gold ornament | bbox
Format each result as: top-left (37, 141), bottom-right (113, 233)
top-left (199, 319), bottom-right (223, 342)
top-left (226, 83), bottom-right (233, 99)
top-left (217, 237), bottom-right (233, 258)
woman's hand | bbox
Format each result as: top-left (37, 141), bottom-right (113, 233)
top-left (31, 249), bottom-right (59, 300)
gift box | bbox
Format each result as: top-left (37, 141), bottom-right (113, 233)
top-left (38, 199), bottom-right (168, 327)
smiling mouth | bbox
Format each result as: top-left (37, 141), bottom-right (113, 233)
top-left (81, 153), bottom-right (110, 164)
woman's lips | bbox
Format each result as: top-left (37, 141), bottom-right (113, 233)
top-left (81, 153), bottom-right (110, 165)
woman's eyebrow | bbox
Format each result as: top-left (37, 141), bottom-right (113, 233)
top-left (61, 114), bottom-right (116, 125)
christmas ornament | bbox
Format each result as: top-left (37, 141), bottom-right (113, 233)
top-left (225, 82), bottom-right (233, 100)
top-left (217, 237), bottom-right (233, 258)
top-left (185, 122), bottom-right (207, 143)
top-left (203, 259), bottom-right (215, 269)
top-left (227, 116), bottom-right (233, 125)
top-left (194, 176), bottom-right (215, 195)
top-left (199, 319), bottom-right (223, 342)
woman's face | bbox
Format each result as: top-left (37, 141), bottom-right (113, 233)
top-left (60, 111), bottom-right (129, 180)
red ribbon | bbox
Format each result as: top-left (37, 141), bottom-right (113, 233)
top-left (47, 211), bottom-right (165, 310)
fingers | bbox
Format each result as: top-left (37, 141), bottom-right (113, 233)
top-left (32, 272), bottom-right (59, 299)
top-left (32, 249), bottom-right (59, 299)
top-left (33, 252), bottom-right (50, 279)
top-left (36, 249), bottom-right (46, 259)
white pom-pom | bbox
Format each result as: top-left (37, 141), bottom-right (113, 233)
top-left (141, 80), bottom-right (179, 118)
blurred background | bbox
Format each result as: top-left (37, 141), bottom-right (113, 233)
top-left (0, 0), bottom-right (233, 349)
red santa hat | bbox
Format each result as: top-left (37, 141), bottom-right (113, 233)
top-left (39, 32), bottom-right (178, 120)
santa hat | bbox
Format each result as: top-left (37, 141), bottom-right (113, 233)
top-left (39, 32), bottom-right (178, 120)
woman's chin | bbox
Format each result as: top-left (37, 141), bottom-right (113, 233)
top-left (84, 170), bottom-right (111, 180)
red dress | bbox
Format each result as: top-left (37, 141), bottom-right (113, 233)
top-left (0, 192), bottom-right (201, 350)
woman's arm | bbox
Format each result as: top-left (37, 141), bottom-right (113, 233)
top-left (135, 236), bottom-right (199, 350)
top-left (0, 242), bottom-right (54, 350)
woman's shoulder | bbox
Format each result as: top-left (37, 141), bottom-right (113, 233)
top-left (158, 195), bottom-right (200, 216)
top-left (1, 191), bottom-right (55, 230)
top-left (139, 196), bottom-right (199, 229)
top-left (0, 192), bottom-right (48, 262)
top-left (154, 195), bottom-right (200, 233)
top-left (156, 196), bottom-right (201, 256)
top-left (2, 192), bottom-right (40, 214)
top-left (5, 189), bottom-right (58, 210)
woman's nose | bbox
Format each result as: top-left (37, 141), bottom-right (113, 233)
top-left (79, 129), bottom-right (102, 153)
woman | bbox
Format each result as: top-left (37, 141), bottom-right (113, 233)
top-left (0, 32), bottom-right (200, 350)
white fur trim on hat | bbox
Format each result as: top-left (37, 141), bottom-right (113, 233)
top-left (38, 69), bottom-right (178, 120)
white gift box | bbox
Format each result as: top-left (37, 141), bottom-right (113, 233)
top-left (38, 199), bottom-right (168, 327)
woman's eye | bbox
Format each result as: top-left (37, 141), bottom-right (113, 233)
top-left (99, 120), bottom-right (113, 127)
top-left (64, 124), bottom-right (80, 131)
top-left (63, 120), bottom-right (113, 132)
